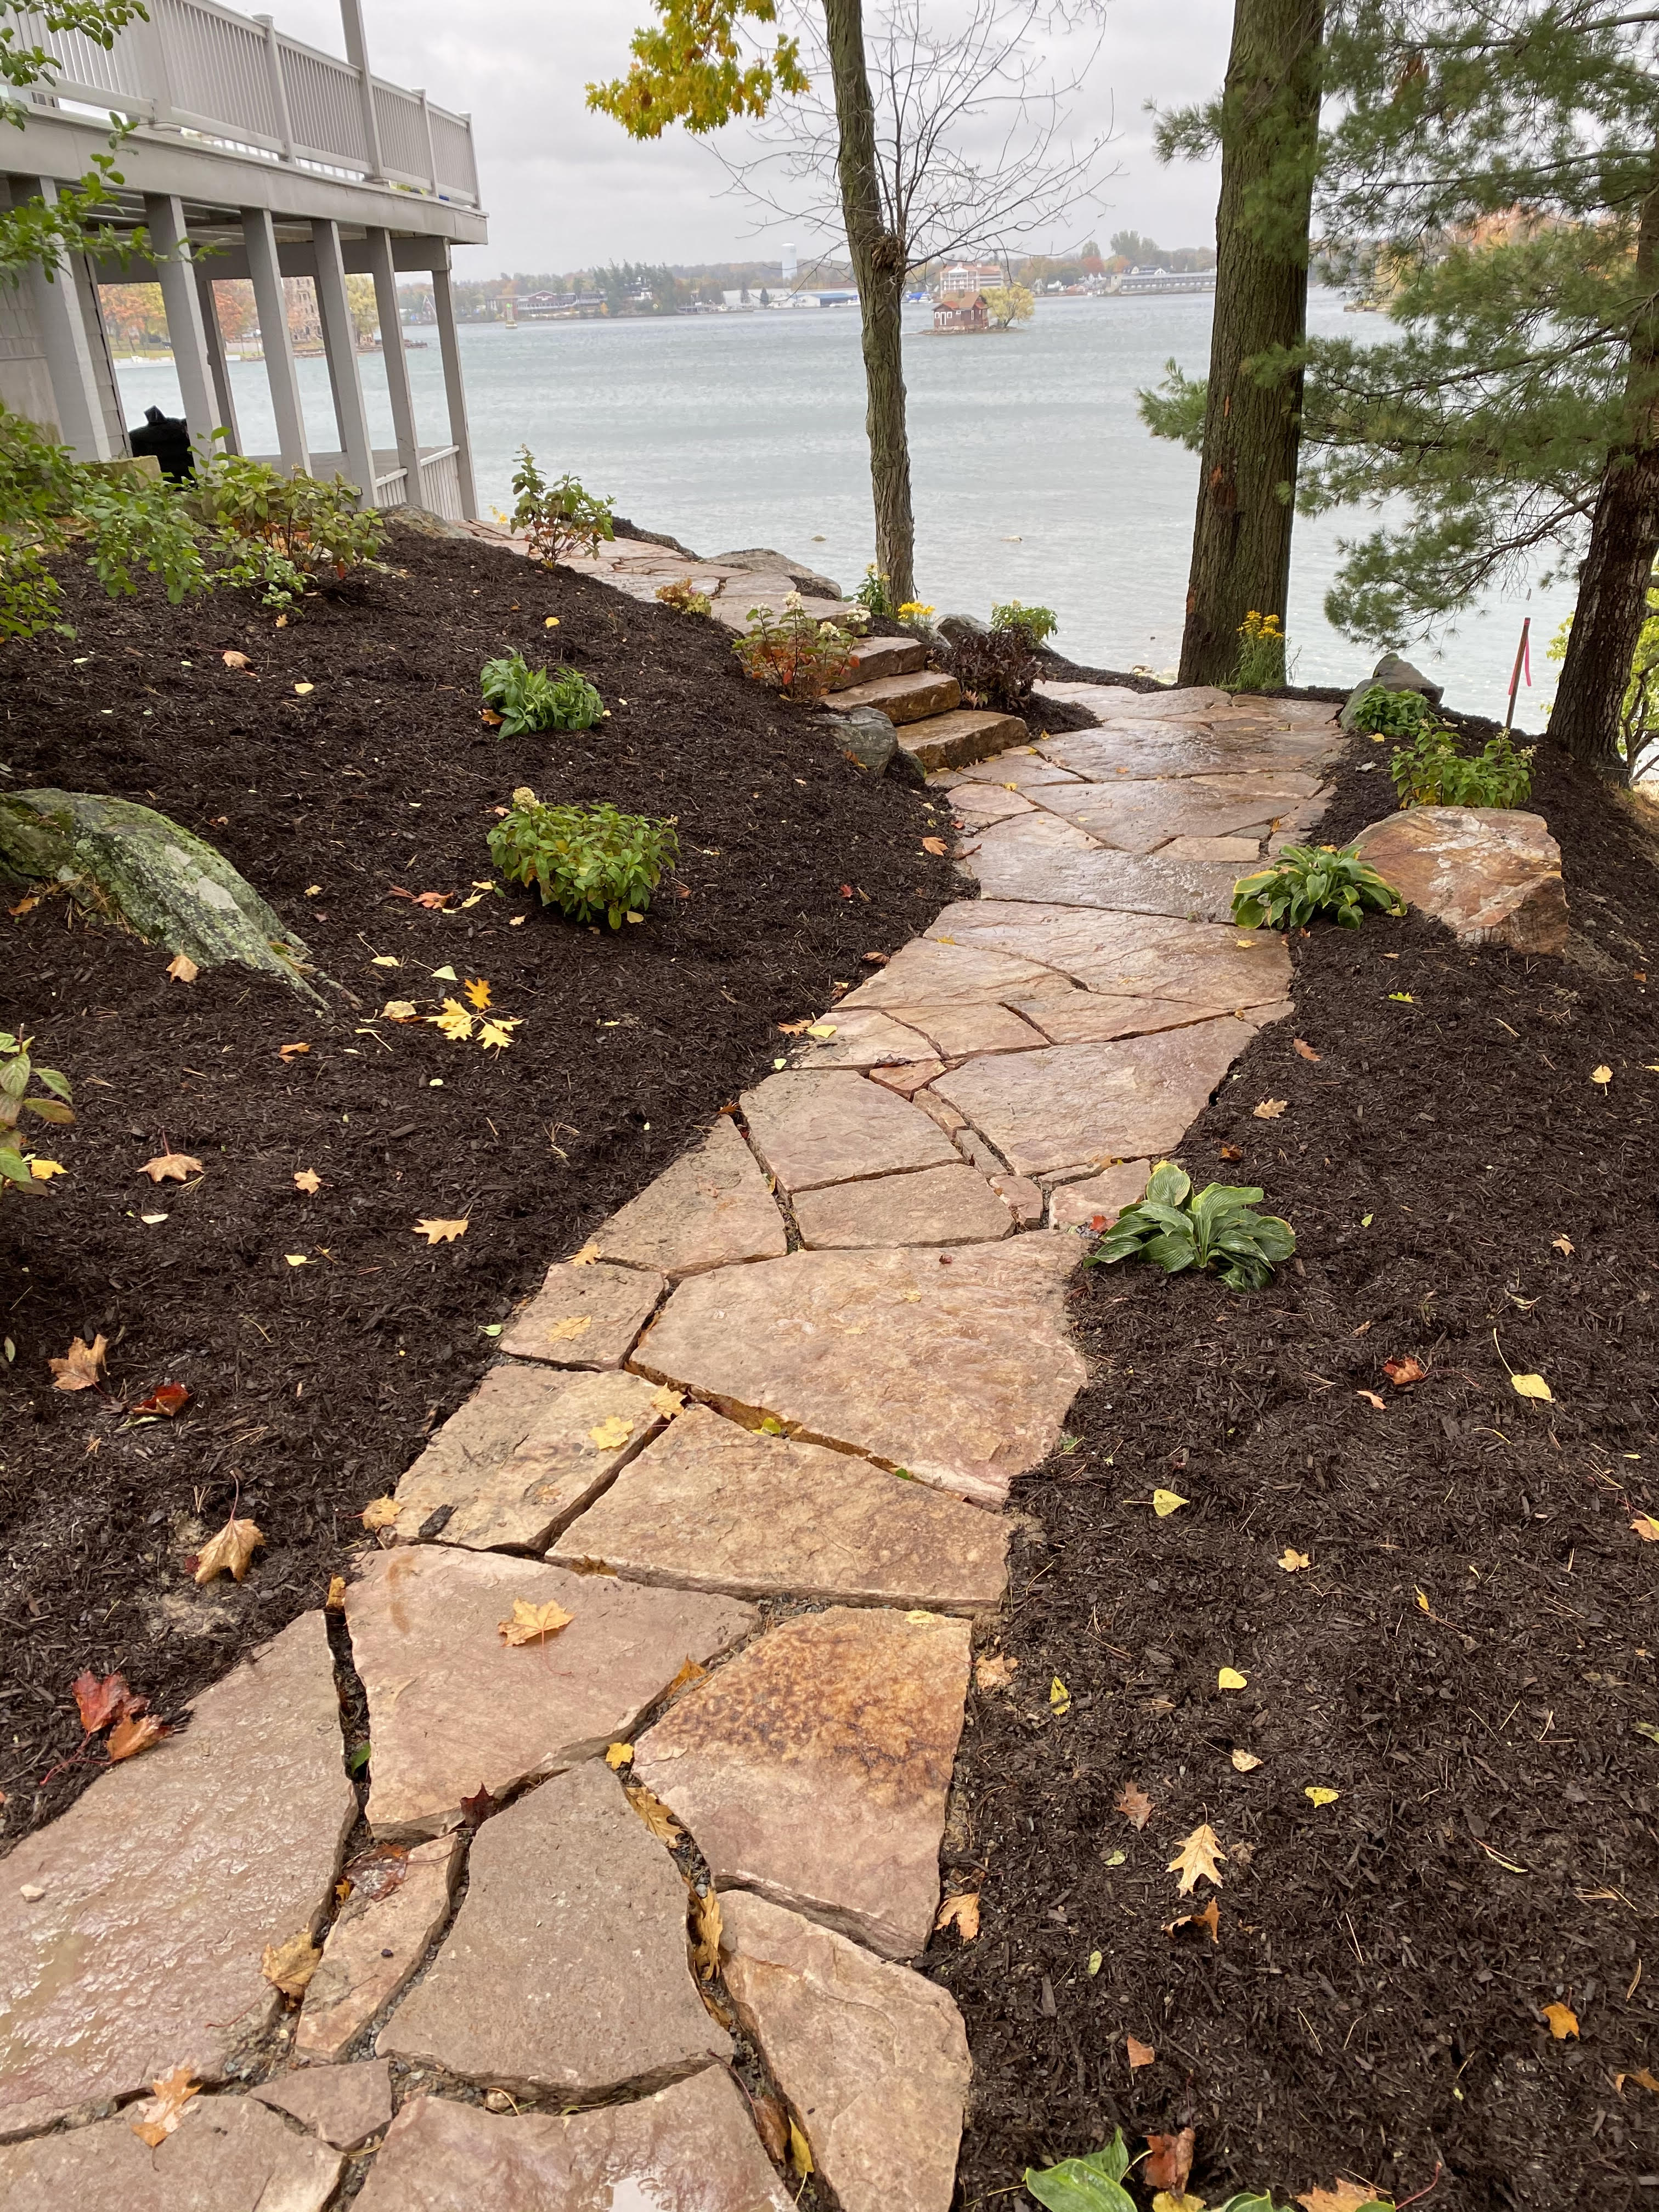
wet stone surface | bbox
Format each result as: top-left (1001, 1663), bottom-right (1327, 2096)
top-left (739, 1069), bottom-right (958, 1193)
top-left (252, 2057), bottom-right (393, 2149)
top-left (296, 1833), bottom-right (462, 2061)
top-left (0, 2096), bottom-right (343, 2211)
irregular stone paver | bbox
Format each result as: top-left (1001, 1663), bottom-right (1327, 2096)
top-left (0, 1613), bottom-right (353, 2136)
top-left (934, 1018), bottom-right (1255, 1177)
top-left (948, 782), bottom-right (1036, 826)
top-left (964, 810), bottom-right (1244, 922)
top-left (833, 669), bottom-right (961, 724)
top-left (720, 1891), bottom-right (970, 2212)
top-left (1352, 805), bottom-right (1568, 953)
top-left (944, 749), bottom-right (1082, 789)
top-left (634, 1606), bottom-right (971, 1959)
top-left (1036, 679), bottom-right (1237, 722)
top-left (839, 634), bottom-right (924, 682)
top-left (911, 1086), bottom-right (967, 1134)
top-left (346, 1547), bottom-right (754, 1837)
top-left (740, 1069), bottom-right (957, 1192)
top-left (353, 2072), bottom-right (793, 2212)
top-left (795, 1007), bottom-right (940, 1069)
top-left (380, 1760), bottom-right (727, 2094)
top-left (926, 898), bottom-right (1293, 1007)
top-left (0, 2096), bottom-right (342, 2210)
top-left (1164, 833), bottom-right (1263, 862)
top-left (499, 1257), bottom-right (665, 1369)
top-left (1039, 722), bottom-right (1338, 783)
top-left (884, 998), bottom-right (1047, 1058)
top-left (988, 1170), bottom-right (1043, 1225)
top-left (1013, 989), bottom-right (1255, 1045)
top-left (838, 932), bottom-right (1068, 1011)
top-left (631, 1235), bottom-right (1086, 1506)
top-left (553, 1403), bottom-right (1009, 1612)
top-left (389, 1364), bottom-right (664, 1551)
top-left (591, 1115), bottom-right (787, 1276)
top-left (1036, 772), bottom-right (1313, 852)
top-left (793, 1162), bottom-right (1014, 1249)
top-left (871, 1057), bottom-right (948, 1094)
top-left (898, 706), bottom-right (1026, 771)
top-left (296, 1835), bottom-right (462, 2061)
top-left (1049, 1158), bottom-right (1153, 1230)
top-left (253, 2058), bottom-right (393, 2149)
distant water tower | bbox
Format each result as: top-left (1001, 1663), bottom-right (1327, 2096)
top-left (782, 242), bottom-right (798, 286)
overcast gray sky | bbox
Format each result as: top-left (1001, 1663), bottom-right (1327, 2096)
top-left (276, 0), bottom-right (1232, 275)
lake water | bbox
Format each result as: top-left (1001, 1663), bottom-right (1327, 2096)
top-left (115, 289), bottom-right (1570, 718)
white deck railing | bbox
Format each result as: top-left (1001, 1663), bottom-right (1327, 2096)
top-left (13, 0), bottom-right (479, 205)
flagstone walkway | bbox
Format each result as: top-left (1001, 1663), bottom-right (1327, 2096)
top-left (0, 678), bottom-right (1341, 2210)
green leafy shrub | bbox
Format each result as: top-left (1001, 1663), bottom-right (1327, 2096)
top-left (1390, 723), bottom-right (1533, 807)
top-left (1, 1030), bottom-right (73, 1197)
top-left (941, 625), bottom-right (1036, 713)
top-left (1350, 681), bottom-right (1437, 739)
top-left (1025, 2129), bottom-right (1389, 2212)
top-left (732, 596), bottom-right (862, 701)
top-left (1084, 1160), bottom-right (1295, 1291)
top-left (509, 448), bottom-right (614, 567)
top-left (197, 449), bottom-right (383, 609)
top-left (656, 577), bottom-right (713, 616)
top-left (1232, 842), bottom-right (1404, 930)
top-left (480, 652), bottom-right (605, 736)
top-left (990, 598), bottom-right (1057, 646)
top-left (855, 565), bottom-right (894, 617)
top-left (1232, 608), bottom-right (1286, 690)
top-left (488, 786), bottom-right (678, 929)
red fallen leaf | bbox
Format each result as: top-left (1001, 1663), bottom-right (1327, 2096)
top-left (72, 1668), bottom-right (142, 1735)
top-left (839, 884), bottom-right (854, 899)
top-left (1383, 1355), bottom-right (1426, 1388)
top-left (108, 1711), bottom-right (167, 1762)
top-left (1089, 1214), bottom-right (1109, 1231)
top-left (129, 1382), bottom-right (190, 1418)
top-left (460, 1782), bottom-right (496, 1827)
top-left (1144, 2128), bottom-right (1196, 2192)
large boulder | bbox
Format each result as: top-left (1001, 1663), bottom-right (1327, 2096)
top-left (1351, 805), bottom-right (1567, 954)
top-left (1341, 651), bottom-right (1444, 730)
top-left (0, 788), bottom-right (320, 998)
top-left (712, 547), bottom-right (844, 600)
top-left (820, 704), bottom-right (899, 775)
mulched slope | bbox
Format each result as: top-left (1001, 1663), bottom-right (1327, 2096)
top-left (940, 740), bottom-right (1659, 2210)
top-left (0, 529), bottom-right (958, 1842)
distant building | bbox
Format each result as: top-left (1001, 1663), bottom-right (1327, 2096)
top-left (1113, 266), bottom-right (1217, 296)
top-left (933, 292), bottom-right (989, 332)
top-left (939, 260), bottom-right (1003, 294)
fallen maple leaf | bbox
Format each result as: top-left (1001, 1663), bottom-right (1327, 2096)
top-left (463, 977), bottom-right (493, 1009)
top-left (49, 1333), bottom-right (108, 1392)
top-left (1144, 2129), bottom-right (1195, 2193)
top-left (1512, 1372), bottom-right (1554, 1401)
top-left (1383, 1354), bottom-right (1426, 1387)
top-left (1231, 1749), bottom-right (1263, 1772)
top-left (627, 1780), bottom-right (684, 1843)
top-left (1117, 1780), bottom-right (1154, 1830)
top-left (1126, 2033), bottom-right (1156, 2070)
top-left (1592, 1064), bottom-right (1613, 1086)
top-left (360, 1496), bottom-right (399, 1531)
top-left (1167, 1822), bottom-right (1225, 1894)
top-left (1166, 1896), bottom-right (1220, 1944)
top-left (1616, 2066), bottom-right (1659, 2094)
top-left (261, 1929), bottom-right (321, 1999)
top-left (128, 2064), bottom-right (200, 2147)
top-left (414, 1217), bottom-right (469, 1245)
top-left (605, 1741), bottom-right (633, 1769)
top-left (1552, 1233), bottom-right (1574, 1256)
top-left (1293, 1037), bottom-right (1322, 1062)
top-left (589, 1415), bottom-right (634, 1450)
top-left (72, 1668), bottom-right (140, 1734)
top-left (1296, 2182), bottom-right (1391, 2212)
top-left (1542, 2000), bottom-right (1579, 2040)
top-left (325, 1575), bottom-right (347, 1610)
top-left (921, 836), bottom-right (950, 855)
top-left (142, 1151), bottom-right (203, 1184)
top-left (166, 952), bottom-right (199, 984)
top-left (1253, 1098), bottom-right (1288, 1119)
top-left (293, 1167), bottom-right (321, 1194)
top-left (193, 1515), bottom-right (264, 1586)
top-left (545, 1316), bottom-right (592, 1343)
top-left (108, 1711), bottom-right (166, 1761)
top-left (1305, 1785), bottom-right (1340, 1807)
top-left (975, 1652), bottom-right (1018, 1691)
top-left (690, 1884), bottom-right (723, 1978)
top-left (428, 999), bottom-right (475, 1041)
top-left (1357, 1389), bottom-right (1386, 1410)
top-left (664, 1657), bottom-right (708, 1699)
top-left (1219, 1141), bottom-right (1244, 1160)
top-left (129, 1382), bottom-right (190, 1418)
top-left (569, 1240), bottom-right (602, 1266)
top-left (651, 1385), bottom-right (685, 1417)
top-left (935, 1892), bottom-right (980, 1941)
top-left (498, 1598), bottom-right (574, 1646)
top-left (278, 1041), bottom-right (309, 1062)
top-left (1632, 1516), bottom-right (1659, 1543)
top-left (460, 1782), bottom-right (496, 1826)
top-left (1278, 1547), bottom-right (1310, 1571)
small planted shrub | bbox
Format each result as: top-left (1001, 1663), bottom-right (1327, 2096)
top-left (1, 1030), bottom-right (74, 1197)
top-left (1085, 1161), bottom-right (1295, 1293)
top-left (1390, 723), bottom-right (1534, 808)
top-left (1350, 681), bottom-right (1437, 740)
top-left (732, 595), bottom-right (861, 702)
top-left (990, 599), bottom-right (1058, 647)
top-left (488, 788), bottom-right (679, 929)
top-left (198, 450), bottom-right (383, 609)
top-left (941, 625), bottom-right (1037, 714)
top-left (509, 448), bottom-right (615, 567)
top-left (1232, 608), bottom-right (1286, 691)
top-left (896, 599), bottom-right (936, 634)
top-left (1026, 2129), bottom-right (1390, 2212)
top-left (1232, 842), bottom-right (1404, 930)
top-left (656, 577), bottom-right (713, 616)
top-left (480, 652), bottom-right (606, 736)
top-left (855, 565), bottom-right (894, 617)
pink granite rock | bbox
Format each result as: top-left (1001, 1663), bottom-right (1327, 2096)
top-left (346, 1546), bottom-right (755, 1837)
top-left (499, 1259), bottom-right (665, 1368)
top-left (1048, 1159), bottom-right (1154, 1231)
top-left (963, 811), bottom-right (1244, 923)
top-left (296, 1835), bottom-right (462, 2060)
top-left (739, 1070), bottom-right (957, 1192)
top-left (720, 1891), bottom-right (970, 2212)
top-left (352, 2072), bottom-right (792, 2211)
top-left (793, 1163), bottom-right (1014, 1248)
top-left (1351, 805), bottom-right (1567, 953)
top-left (253, 2058), bottom-right (392, 2149)
top-left (633, 1606), bottom-right (971, 1959)
top-left (929, 898), bottom-right (1291, 1009)
top-left (388, 1364), bottom-right (664, 1550)
top-left (591, 1117), bottom-right (788, 1276)
top-left (0, 2096), bottom-right (342, 2210)
top-left (552, 1403), bottom-right (1008, 1612)
top-left (0, 1614), bottom-right (353, 2137)
top-left (630, 1235), bottom-right (1086, 1506)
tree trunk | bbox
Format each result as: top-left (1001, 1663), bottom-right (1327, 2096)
top-left (1550, 172), bottom-right (1659, 780)
top-left (823, 0), bottom-right (916, 604)
top-left (1178, 0), bottom-right (1324, 688)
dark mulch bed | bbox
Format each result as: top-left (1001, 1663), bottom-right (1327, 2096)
top-left (0, 527), bottom-right (958, 1842)
top-left (938, 738), bottom-right (1659, 2210)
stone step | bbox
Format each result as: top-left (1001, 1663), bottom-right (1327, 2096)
top-left (832, 670), bottom-right (961, 725)
top-left (830, 635), bottom-right (927, 689)
top-left (898, 707), bottom-right (1028, 772)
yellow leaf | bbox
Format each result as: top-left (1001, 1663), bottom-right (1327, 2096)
top-left (166, 952), bottom-right (199, 984)
top-left (360, 1496), bottom-right (399, 1530)
top-left (1049, 1674), bottom-right (1072, 1715)
top-left (807, 1022), bottom-right (837, 1039)
top-left (294, 1167), bottom-right (321, 1193)
top-left (193, 1515), bottom-right (264, 1586)
top-left (325, 1575), bottom-right (346, 1610)
top-left (545, 1315), bottom-right (593, 1342)
top-left (1152, 1488), bottom-right (1188, 1516)
top-left (27, 1156), bottom-right (66, 1180)
top-left (898, 1288), bottom-right (922, 1304)
top-left (545, 615), bottom-right (560, 627)
top-left (292, 680), bottom-right (314, 696)
top-left (935, 1892), bottom-right (980, 1941)
top-left (1153, 2195), bottom-right (1207, 2212)
top-left (1552, 1234), bottom-right (1573, 1256)
top-left (1167, 1822), bottom-right (1226, 1895)
top-left (382, 999), bottom-right (419, 1022)
top-left (1591, 1065), bottom-right (1613, 1085)
top-left (690, 1885), bottom-right (723, 1979)
top-left (605, 1741), bottom-right (634, 1768)
top-left (589, 1415), bottom-right (634, 1451)
top-left (787, 2118), bottom-right (814, 2179)
top-left (142, 1151), bottom-right (204, 1183)
top-left (463, 977), bottom-right (492, 1010)
top-left (1615, 2066), bottom-right (1659, 2094)
top-left (1305, 1786), bottom-right (1340, 1807)
top-left (1217, 1666), bottom-right (1248, 1690)
top-left (651, 1386), bottom-right (685, 1417)
top-left (478, 1021), bottom-right (516, 1051)
top-left (128, 2064), bottom-right (200, 2148)
top-left (428, 998), bottom-right (475, 1041)
top-left (1415, 1586), bottom-right (1430, 1611)
top-left (1278, 1547), bottom-right (1310, 1571)
top-left (1253, 1098), bottom-right (1288, 1119)
top-left (285, 1253), bottom-right (310, 1267)
top-left (371, 954), bottom-right (399, 967)
top-left (569, 1241), bottom-right (602, 1266)
top-left (1511, 1373), bottom-right (1554, 1401)
top-left (1632, 1516), bottom-right (1659, 1543)
top-left (1542, 2000), bottom-right (1579, 2040)
top-left (498, 1597), bottom-right (574, 1646)
top-left (626, 1780), bottom-right (684, 1843)
top-left (414, 1217), bottom-right (469, 1245)
top-left (1296, 2183), bottom-right (1391, 2212)
top-left (261, 1930), bottom-right (320, 1997)
top-left (1231, 1748), bottom-right (1262, 1772)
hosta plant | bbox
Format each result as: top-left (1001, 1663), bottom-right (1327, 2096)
top-left (1390, 723), bottom-right (1533, 808)
top-left (480, 653), bottom-right (606, 736)
top-left (1232, 843), bottom-right (1404, 931)
top-left (1, 1031), bottom-right (73, 1197)
top-left (1085, 1161), bottom-right (1295, 1292)
top-left (732, 596), bottom-right (861, 702)
top-left (488, 787), bottom-right (678, 929)
top-left (508, 448), bottom-right (614, 566)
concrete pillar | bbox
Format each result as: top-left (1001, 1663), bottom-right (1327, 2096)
top-left (310, 217), bottom-right (376, 503)
top-left (18, 177), bottom-right (115, 458)
top-left (242, 205), bottom-right (309, 472)
top-left (144, 194), bottom-right (216, 460)
top-left (194, 266), bottom-right (241, 454)
top-left (365, 225), bottom-right (422, 506)
top-left (430, 259), bottom-right (476, 518)
top-left (338, 0), bottom-right (386, 182)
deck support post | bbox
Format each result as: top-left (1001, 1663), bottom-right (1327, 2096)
top-left (311, 217), bottom-right (377, 505)
top-left (145, 193), bottom-right (216, 463)
top-left (365, 224), bottom-right (424, 507)
top-left (431, 253), bottom-right (476, 518)
top-left (19, 177), bottom-right (115, 458)
top-left (243, 205), bottom-right (309, 473)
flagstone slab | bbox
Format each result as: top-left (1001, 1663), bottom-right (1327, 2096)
top-left (296, 1835), bottom-right (462, 2061)
top-left (1036, 679), bottom-right (1237, 722)
top-left (1033, 773), bottom-right (1316, 853)
top-left (0, 2096), bottom-right (343, 2211)
top-left (963, 811), bottom-right (1244, 922)
top-left (380, 1760), bottom-right (727, 2095)
top-left (944, 749), bottom-right (1084, 789)
top-left (388, 1364), bottom-right (664, 1551)
top-left (1163, 833), bottom-right (1264, 862)
top-left (634, 1606), bottom-right (972, 1959)
top-left (832, 670), bottom-right (961, 724)
top-left (499, 1258), bottom-right (666, 1369)
top-left (793, 1163), bottom-right (1014, 1249)
top-left (841, 634), bottom-right (926, 682)
top-left (1013, 989), bottom-right (1253, 1045)
top-left (1351, 804), bottom-right (1568, 954)
top-left (630, 1235), bottom-right (1086, 1506)
top-left (720, 1891), bottom-right (970, 2212)
top-left (948, 782), bottom-right (1036, 827)
top-left (897, 706), bottom-right (1026, 771)
top-left (739, 1070), bottom-right (958, 1192)
top-left (0, 1613), bottom-right (353, 2138)
top-left (1049, 1159), bottom-right (1154, 1231)
top-left (870, 1056), bottom-right (947, 1094)
top-left (838, 933), bottom-right (1068, 1012)
top-left (926, 899), bottom-right (1293, 1006)
top-left (882, 998), bottom-right (1048, 1058)
top-left (1037, 721), bottom-right (1340, 782)
top-left (353, 2073), bottom-right (793, 2212)
top-left (590, 1116), bottom-right (788, 1276)
top-left (795, 1007), bottom-right (939, 1069)
top-left (934, 1019), bottom-right (1255, 1177)
top-left (345, 1546), bottom-right (755, 1838)
top-left (551, 1404), bottom-right (1008, 1612)
top-left (253, 2058), bottom-right (393, 2149)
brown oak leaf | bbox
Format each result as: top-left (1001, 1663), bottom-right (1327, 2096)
top-left (1167, 1822), bottom-right (1225, 1894)
top-left (128, 2064), bottom-right (200, 2147)
top-left (1383, 1354), bottom-right (1426, 1387)
top-left (1116, 1780), bottom-right (1154, 1830)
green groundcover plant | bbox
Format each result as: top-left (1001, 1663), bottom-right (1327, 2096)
top-left (1349, 681), bottom-right (1436, 740)
top-left (1, 1031), bottom-right (74, 1197)
top-left (1390, 724), bottom-right (1533, 809)
top-left (195, 447), bottom-right (382, 610)
top-left (488, 787), bottom-right (678, 929)
top-left (1232, 843), bottom-right (1404, 932)
top-left (990, 598), bottom-right (1057, 646)
top-left (508, 449), bottom-right (614, 567)
top-left (480, 652), bottom-right (606, 736)
top-left (1025, 2128), bottom-right (1391, 2211)
top-left (1084, 1161), bottom-right (1295, 1292)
